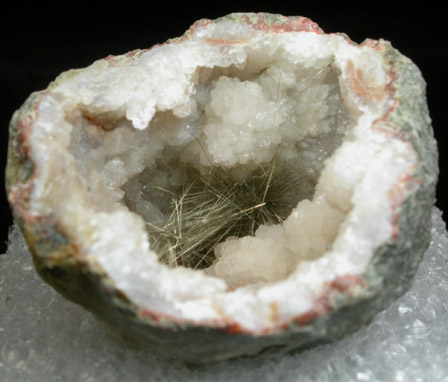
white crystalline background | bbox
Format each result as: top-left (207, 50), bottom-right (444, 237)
top-left (1, 208), bottom-right (447, 382)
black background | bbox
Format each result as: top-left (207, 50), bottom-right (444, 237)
top-left (1, 5), bottom-right (446, 254)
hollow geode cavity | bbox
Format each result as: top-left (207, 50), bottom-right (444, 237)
top-left (6, 13), bottom-right (438, 363)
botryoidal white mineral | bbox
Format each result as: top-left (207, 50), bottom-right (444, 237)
top-left (1, 208), bottom-right (447, 381)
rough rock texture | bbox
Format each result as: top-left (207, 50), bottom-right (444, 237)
top-left (0, 208), bottom-right (446, 380)
top-left (5, 13), bottom-right (438, 362)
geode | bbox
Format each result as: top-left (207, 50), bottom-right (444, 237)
top-left (6, 13), bottom-right (438, 362)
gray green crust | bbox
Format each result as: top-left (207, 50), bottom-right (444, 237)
top-left (5, 16), bottom-right (438, 363)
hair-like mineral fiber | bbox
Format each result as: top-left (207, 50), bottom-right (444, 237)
top-left (140, 72), bottom-right (314, 269)
top-left (144, 155), bottom-right (313, 269)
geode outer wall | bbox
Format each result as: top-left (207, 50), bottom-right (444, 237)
top-left (5, 13), bottom-right (438, 363)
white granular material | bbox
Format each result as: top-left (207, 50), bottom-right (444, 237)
top-left (1, 208), bottom-right (446, 382)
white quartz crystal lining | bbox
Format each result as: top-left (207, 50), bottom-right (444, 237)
top-left (180, 57), bottom-right (347, 168)
top-left (22, 23), bottom-right (413, 330)
top-left (1, 208), bottom-right (446, 381)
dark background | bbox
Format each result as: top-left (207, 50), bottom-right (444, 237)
top-left (1, 5), bottom-right (446, 254)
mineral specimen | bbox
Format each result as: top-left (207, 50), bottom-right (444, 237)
top-left (6, 13), bottom-right (438, 362)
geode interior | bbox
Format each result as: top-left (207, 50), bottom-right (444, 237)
top-left (67, 49), bottom-right (350, 288)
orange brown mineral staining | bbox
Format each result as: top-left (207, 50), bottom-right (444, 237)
top-left (329, 275), bottom-right (366, 295)
top-left (270, 302), bottom-right (279, 322)
top-left (347, 59), bottom-right (387, 103)
top-left (295, 275), bottom-right (366, 327)
top-left (17, 115), bottom-right (34, 158)
top-left (347, 60), bottom-right (367, 98)
top-left (225, 322), bottom-right (244, 334)
top-left (295, 300), bottom-right (329, 326)
top-left (241, 14), bottom-right (323, 34)
top-left (388, 170), bottom-right (421, 239)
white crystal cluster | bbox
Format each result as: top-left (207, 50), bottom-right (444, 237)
top-left (181, 60), bottom-right (347, 168)
top-left (1, 209), bottom-right (446, 381)
top-left (24, 19), bottom-right (417, 329)
top-left (210, 196), bottom-right (345, 288)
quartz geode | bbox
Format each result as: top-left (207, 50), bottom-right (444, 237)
top-left (6, 13), bottom-right (438, 362)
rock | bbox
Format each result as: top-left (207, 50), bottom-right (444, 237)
top-left (5, 13), bottom-right (438, 363)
